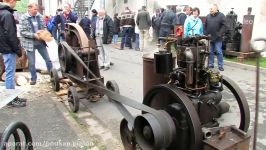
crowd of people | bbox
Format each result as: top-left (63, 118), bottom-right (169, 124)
top-left (0, 1), bottom-right (227, 107)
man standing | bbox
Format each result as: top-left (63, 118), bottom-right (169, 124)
top-left (79, 13), bottom-right (91, 39)
top-left (0, 0), bottom-right (26, 107)
top-left (205, 4), bottom-right (227, 71)
top-left (19, 3), bottom-right (53, 85)
top-left (136, 6), bottom-right (151, 51)
top-left (120, 6), bottom-right (135, 50)
top-left (176, 6), bottom-right (192, 25)
top-left (56, 3), bottom-right (78, 41)
top-left (95, 9), bottom-right (114, 71)
top-left (158, 6), bottom-right (176, 45)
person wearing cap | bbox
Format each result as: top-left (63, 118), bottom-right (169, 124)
top-left (19, 2), bottom-right (53, 85)
top-left (0, 0), bottom-right (27, 107)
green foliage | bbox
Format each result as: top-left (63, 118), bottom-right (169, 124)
top-left (15, 0), bottom-right (29, 13)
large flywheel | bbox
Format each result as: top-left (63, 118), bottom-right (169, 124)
top-left (218, 75), bottom-right (250, 132)
top-left (58, 42), bottom-right (72, 73)
top-left (142, 84), bottom-right (202, 150)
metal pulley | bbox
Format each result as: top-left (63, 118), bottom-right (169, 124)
top-left (134, 110), bottom-right (176, 150)
top-left (154, 51), bottom-right (173, 74)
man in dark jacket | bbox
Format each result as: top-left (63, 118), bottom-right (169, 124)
top-left (0, 0), bottom-right (26, 107)
top-left (112, 13), bottom-right (120, 44)
top-left (176, 6), bottom-right (192, 25)
top-left (205, 4), bottom-right (227, 71)
top-left (79, 14), bottom-right (91, 39)
top-left (90, 9), bottom-right (98, 39)
top-left (120, 6), bottom-right (135, 50)
top-left (158, 6), bottom-right (176, 45)
top-left (95, 9), bottom-right (114, 71)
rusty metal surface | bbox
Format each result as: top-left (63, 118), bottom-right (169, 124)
top-left (203, 126), bottom-right (250, 150)
top-left (240, 14), bottom-right (255, 53)
top-left (142, 53), bottom-right (171, 96)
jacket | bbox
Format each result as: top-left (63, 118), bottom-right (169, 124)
top-left (120, 10), bottom-right (135, 27)
top-left (19, 12), bottom-right (46, 51)
top-left (205, 11), bottom-right (226, 41)
top-left (183, 16), bottom-right (203, 37)
top-left (136, 10), bottom-right (151, 30)
top-left (0, 4), bottom-right (20, 56)
top-left (96, 15), bottom-right (114, 44)
top-left (79, 16), bottom-right (91, 37)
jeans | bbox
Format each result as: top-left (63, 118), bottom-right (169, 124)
top-left (51, 27), bottom-right (58, 41)
top-left (121, 27), bottom-right (133, 48)
top-left (209, 41), bottom-right (224, 68)
top-left (3, 53), bottom-right (16, 89)
top-left (26, 44), bottom-right (53, 81)
top-left (135, 33), bottom-right (140, 49)
top-left (113, 34), bottom-right (118, 44)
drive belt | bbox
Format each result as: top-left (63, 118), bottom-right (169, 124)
top-left (61, 41), bottom-right (159, 128)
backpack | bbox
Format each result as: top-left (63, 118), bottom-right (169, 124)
top-left (47, 17), bottom-right (55, 33)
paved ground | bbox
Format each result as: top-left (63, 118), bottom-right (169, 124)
top-left (0, 73), bottom-right (104, 150)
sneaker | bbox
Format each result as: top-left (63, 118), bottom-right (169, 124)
top-left (30, 80), bottom-right (36, 85)
top-left (14, 97), bottom-right (27, 102)
top-left (110, 62), bottom-right (114, 66)
top-left (100, 66), bottom-right (105, 69)
top-left (218, 67), bottom-right (224, 71)
top-left (119, 47), bottom-right (124, 50)
top-left (7, 99), bottom-right (26, 108)
top-left (135, 48), bottom-right (140, 51)
top-left (209, 65), bottom-right (214, 68)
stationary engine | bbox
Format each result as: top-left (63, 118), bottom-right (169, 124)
top-left (136, 35), bottom-right (250, 150)
top-left (223, 8), bottom-right (242, 51)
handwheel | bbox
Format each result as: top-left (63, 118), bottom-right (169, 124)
top-left (218, 75), bottom-right (250, 132)
top-left (0, 122), bottom-right (33, 150)
top-left (68, 86), bottom-right (80, 112)
top-left (143, 84), bottom-right (202, 150)
top-left (50, 68), bottom-right (60, 91)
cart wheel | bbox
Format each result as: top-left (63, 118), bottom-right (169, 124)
top-left (106, 80), bottom-right (120, 94)
top-left (68, 86), bottom-right (79, 112)
top-left (50, 68), bottom-right (60, 92)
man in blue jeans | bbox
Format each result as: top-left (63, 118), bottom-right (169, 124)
top-left (205, 4), bottom-right (226, 71)
top-left (20, 2), bottom-right (52, 85)
top-left (0, 0), bottom-right (26, 107)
